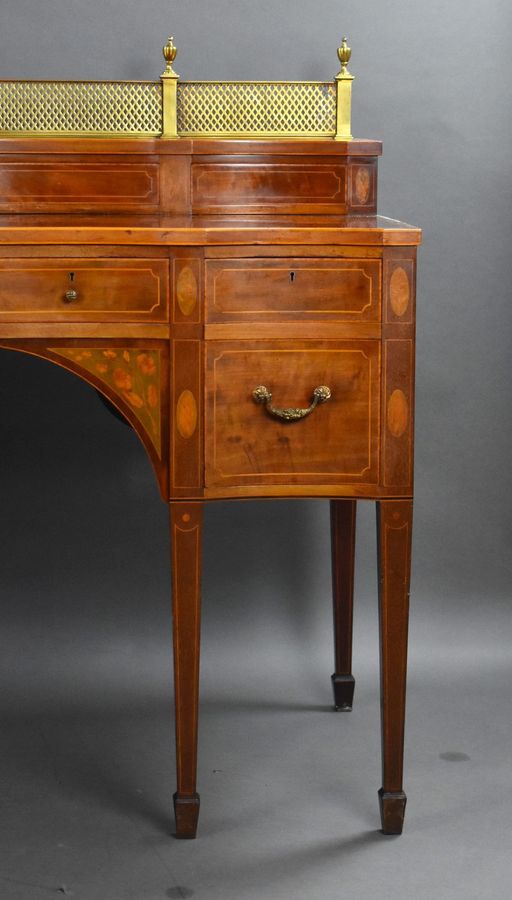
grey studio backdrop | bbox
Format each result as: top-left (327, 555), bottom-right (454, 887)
top-left (0, 2), bottom-right (511, 900)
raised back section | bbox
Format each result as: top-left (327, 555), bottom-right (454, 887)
top-left (0, 36), bottom-right (381, 215)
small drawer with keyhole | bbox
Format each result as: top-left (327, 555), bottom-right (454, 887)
top-left (205, 257), bottom-right (381, 324)
top-left (0, 257), bottom-right (169, 321)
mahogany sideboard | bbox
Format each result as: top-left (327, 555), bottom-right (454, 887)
top-left (0, 38), bottom-right (421, 839)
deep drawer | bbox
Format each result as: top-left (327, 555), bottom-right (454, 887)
top-left (205, 258), bottom-right (381, 323)
top-left (0, 258), bottom-right (169, 321)
top-left (205, 340), bottom-right (380, 488)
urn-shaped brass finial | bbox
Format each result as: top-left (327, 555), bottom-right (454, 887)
top-left (337, 36), bottom-right (352, 76)
top-left (162, 35), bottom-right (178, 76)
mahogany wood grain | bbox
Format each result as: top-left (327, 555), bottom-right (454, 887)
top-left (159, 155), bottom-right (191, 214)
top-left (376, 499), bottom-right (413, 835)
top-left (170, 501), bottom-right (203, 838)
top-left (330, 499), bottom-right (357, 710)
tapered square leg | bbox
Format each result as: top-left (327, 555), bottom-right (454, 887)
top-left (170, 501), bottom-right (203, 839)
top-left (376, 499), bottom-right (413, 835)
top-left (330, 500), bottom-right (357, 710)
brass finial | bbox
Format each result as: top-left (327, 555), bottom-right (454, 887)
top-left (334, 36), bottom-right (353, 139)
top-left (162, 35), bottom-right (178, 76)
top-left (336, 37), bottom-right (352, 76)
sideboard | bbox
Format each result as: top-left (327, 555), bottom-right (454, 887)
top-left (0, 37), bottom-right (421, 839)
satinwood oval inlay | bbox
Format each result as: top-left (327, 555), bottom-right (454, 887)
top-left (176, 389), bottom-right (198, 439)
top-left (354, 167), bottom-right (371, 204)
top-left (176, 265), bottom-right (198, 317)
top-left (387, 389), bottom-right (408, 438)
top-left (389, 266), bottom-right (410, 317)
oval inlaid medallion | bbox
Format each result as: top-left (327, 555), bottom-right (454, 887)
top-left (389, 266), bottom-right (410, 317)
top-left (176, 266), bottom-right (198, 317)
top-left (354, 167), bottom-right (371, 204)
top-left (387, 389), bottom-right (408, 438)
top-left (176, 389), bottom-right (198, 439)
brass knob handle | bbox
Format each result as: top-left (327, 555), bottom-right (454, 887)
top-left (252, 384), bottom-right (331, 422)
top-left (63, 289), bottom-right (79, 303)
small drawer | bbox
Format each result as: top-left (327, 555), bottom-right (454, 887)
top-left (192, 156), bottom-right (347, 215)
top-left (205, 340), bottom-right (380, 488)
top-left (0, 258), bottom-right (169, 321)
top-left (0, 156), bottom-right (160, 213)
top-left (206, 258), bottom-right (381, 323)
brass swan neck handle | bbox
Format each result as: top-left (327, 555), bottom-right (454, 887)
top-left (252, 384), bottom-right (331, 422)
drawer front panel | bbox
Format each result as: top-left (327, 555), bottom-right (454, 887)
top-left (206, 258), bottom-right (381, 323)
top-left (0, 259), bottom-right (169, 321)
top-left (192, 157), bottom-right (346, 214)
top-left (206, 341), bottom-right (380, 487)
top-left (0, 156), bottom-right (160, 212)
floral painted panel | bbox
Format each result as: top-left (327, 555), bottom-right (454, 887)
top-left (50, 347), bottom-right (162, 455)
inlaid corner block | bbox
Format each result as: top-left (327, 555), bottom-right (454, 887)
top-left (381, 249), bottom-right (416, 493)
top-left (349, 161), bottom-right (377, 211)
top-left (384, 257), bottom-right (415, 325)
top-left (0, 32), bottom-right (421, 850)
top-left (171, 340), bottom-right (202, 495)
top-left (174, 258), bottom-right (201, 323)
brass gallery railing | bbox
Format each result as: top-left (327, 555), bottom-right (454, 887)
top-left (0, 37), bottom-right (353, 140)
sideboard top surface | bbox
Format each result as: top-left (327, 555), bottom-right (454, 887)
top-left (0, 213), bottom-right (421, 246)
